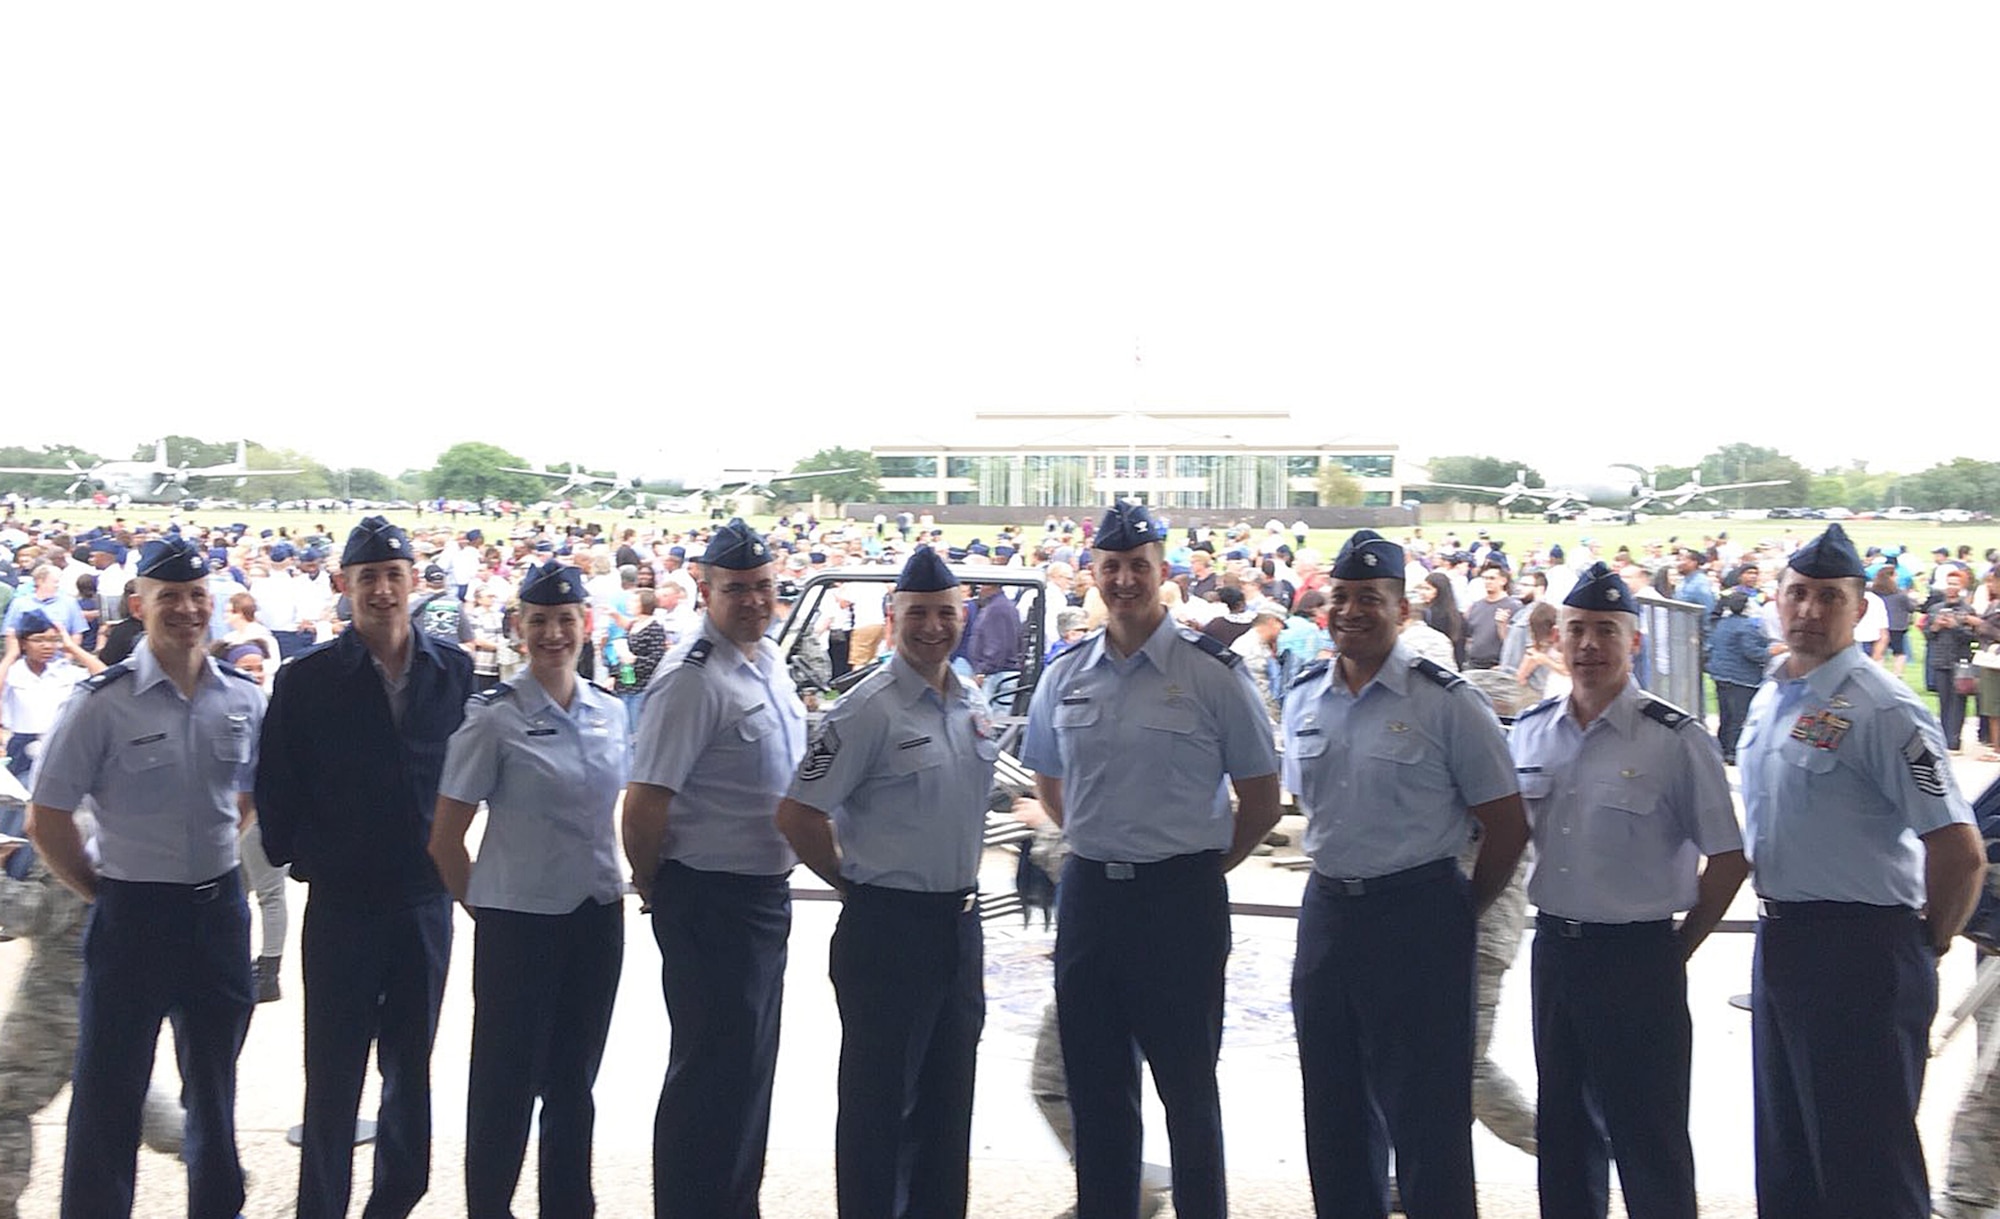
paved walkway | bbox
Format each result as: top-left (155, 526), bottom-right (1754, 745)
top-left (6, 752), bottom-right (1996, 1217)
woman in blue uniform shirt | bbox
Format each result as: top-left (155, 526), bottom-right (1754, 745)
top-left (429, 560), bottom-right (631, 1218)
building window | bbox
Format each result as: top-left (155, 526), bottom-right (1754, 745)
top-left (1361, 491), bottom-right (1392, 507)
top-left (946, 491), bottom-right (979, 505)
top-left (945, 456), bottom-right (981, 479)
top-left (877, 490), bottom-right (935, 505)
top-left (1329, 454), bottom-right (1394, 478)
top-left (1023, 455), bottom-right (1091, 506)
top-left (1286, 455), bottom-right (1320, 477)
top-left (878, 455), bottom-right (937, 479)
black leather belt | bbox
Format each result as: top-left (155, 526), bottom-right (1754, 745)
top-left (1314, 857), bottom-right (1457, 898)
top-left (847, 883), bottom-right (978, 914)
top-left (1536, 914), bottom-right (1674, 939)
top-left (1756, 899), bottom-right (1916, 921)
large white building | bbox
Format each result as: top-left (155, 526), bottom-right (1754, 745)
top-left (871, 409), bottom-right (1403, 510)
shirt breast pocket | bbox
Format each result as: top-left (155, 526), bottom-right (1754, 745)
top-left (889, 742), bottom-right (947, 777)
top-left (117, 734), bottom-right (178, 775)
top-left (1786, 744), bottom-right (1840, 775)
top-left (212, 733), bottom-right (252, 765)
top-left (1517, 771), bottom-right (1553, 801)
top-left (1053, 700), bottom-right (1100, 732)
top-left (736, 707), bottom-right (776, 744)
top-left (1291, 731), bottom-right (1329, 760)
top-left (1595, 776), bottom-right (1660, 817)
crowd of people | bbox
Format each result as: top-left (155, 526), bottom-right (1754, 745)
top-left (0, 502), bottom-right (1992, 1218)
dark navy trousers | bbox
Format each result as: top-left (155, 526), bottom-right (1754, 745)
top-left (1055, 851), bottom-right (1229, 1219)
top-left (1531, 917), bottom-right (1695, 1219)
top-left (465, 900), bottom-right (624, 1219)
top-left (63, 871), bottom-right (252, 1219)
top-left (649, 860), bottom-right (791, 1219)
top-left (297, 891), bottom-right (453, 1219)
top-left (830, 885), bottom-right (984, 1219)
top-left (1292, 862), bottom-right (1476, 1219)
top-left (1752, 903), bottom-right (1934, 1219)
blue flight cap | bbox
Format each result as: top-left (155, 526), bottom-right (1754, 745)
top-left (86, 537), bottom-right (119, 557)
top-left (1548, 544), bottom-right (1565, 561)
top-left (136, 536), bottom-right (208, 583)
top-left (1788, 523), bottom-right (1865, 580)
top-left (994, 544), bottom-right (1015, 560)
top-left (14, 610), bottom-right (53, 637)
top-left (966, 539), bottom-right (989, 557)
top-left (1095, 501), bottom-right (1162, 551)
top-left (518, 560), bottom-right (588, 605)
top-left (259, 529), bottom-right (274, 539)
top-left (668, 546), bottom-right (687, 559)
top-left (895, 545), bottom-right (960, 593)
top-left (341, 516), bottom-right (411, 567)
top-left (1563, 561), bottom-right (1637, 615)
top-left (808, 551), bottom-right (827, 563)
top-left (701, 518), bottom-right (771, 571)
top-left (269, 541), bottom-right (296, 562)
top-left (465, 528), bottom-right (483, 543)
top-left (946, 546), bottom-right (969, 562)
top-left (1329, 530), bottom-right (1405, 581)
top-left (534, 540), bottom-right (555, 554)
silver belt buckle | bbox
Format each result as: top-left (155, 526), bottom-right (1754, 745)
top-left (1560, 919), bottom-right (1584, 939)
top-left (960, 892), bottom-right (978, 914)
top-left (1339, 877), bottom-right (1367, 896)
top-left (1106, 862), bottom-right (1136, 881)
top-left (192, 881), bottom-right (220, 905)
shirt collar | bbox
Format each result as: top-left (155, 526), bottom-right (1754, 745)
top-left (698, 615), bottom-right (775, 677)
top-left (337, 624), bottom-right (446, 673)
top-left (1798, 643), bottom-right (1864, 698)
top-left (130, 640), bottom-right (220, 696)
top-left (887, 652), bottom-right (971, 707)
top-left (1562, 678), bottom-right (1641, 736)
top-left (1085, 611), bottom-right (1179, 671)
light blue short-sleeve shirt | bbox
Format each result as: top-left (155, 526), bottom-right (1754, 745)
top-left (630, 617), bottom-right (805, 876)
top-left (1022, 613), bottom-right (1277, 864)
top-left (438, 675), bottom-right (630, 914)
top-left (1509, 682), bottom-right (1742, 922)
top-left (1741, 646), bottom-right (1972, 906)
top-left (1280, 643), bottom-right (1517, 879)
top-left (32, 645), bottom-right (263, 884)
top-left (787, 654), bottom-right (1000, 892)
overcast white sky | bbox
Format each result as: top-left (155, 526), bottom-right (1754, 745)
top-left (3, 4), bottom-right (1994, 485)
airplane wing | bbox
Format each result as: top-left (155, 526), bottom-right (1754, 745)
top-left (1410, 480), bottom-right (1568, 504)
top-left (765, 467), bottom-right (857, 484)
top-left (0, 464), bottom-right (86, 476)
top-left (1687, 478), bottom-right (1788, 495)
top-left (183, 463), bottom-right (301, 477)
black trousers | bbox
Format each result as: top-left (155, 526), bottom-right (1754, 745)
top-left (1292, 863), bottom-right (1476, 1219)
top-left (1753, 904), bottom-right (1934, 1219)
top-left (465, 900), bottom-right (625, 1219)
top-left (1714, 680), bottom-right (1757, 762)
top-left (62, 872), bottom-right (252, 1219)
top-left (830, 886), bottom-right (984, 1219)
top-left (649, 860), bottom-right (791, 1219)
top-left (297, 892), bottom-right (453, 1219)
top-left (1056, 851), bottom-right (1229, 1219)
top-left (1531, 918), bottom-right (1694, 1219)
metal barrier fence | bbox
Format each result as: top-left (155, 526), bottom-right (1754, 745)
top-left (1636, 590), bottom-right (1708, 719)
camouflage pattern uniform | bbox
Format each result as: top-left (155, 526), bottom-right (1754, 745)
top-left (1460, 838), bottom-right (1537, 1155)
top-left (0, 857), bottom-right (184, 1218)
top-left (1940, 958), bottom-right (2000, 1219)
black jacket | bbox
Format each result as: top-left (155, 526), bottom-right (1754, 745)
top-left (255, 627), bottom-right (473, 902)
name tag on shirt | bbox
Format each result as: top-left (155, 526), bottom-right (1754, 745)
top-left (898, 736), bottom-right (932, 750)
top-left (526, 728), bottom-right (559, 738)
top-left (129, 733), bottom-right (167, 746)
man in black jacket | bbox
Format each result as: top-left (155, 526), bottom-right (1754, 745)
top-left (256, 516), bottom-right (474, 1219)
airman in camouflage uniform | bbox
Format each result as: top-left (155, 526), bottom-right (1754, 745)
top-left (1461, 838), bottom-right (1538, 1155)
top-left (0, 840), bottom-right (183, 1219)
top-left (1939, 961), bottom-right (2000, 1219)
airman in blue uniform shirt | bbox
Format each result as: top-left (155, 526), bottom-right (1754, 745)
top-left (1021, 501), bottom-right (1280, 1219)
top-left (1279, 528), bottom-right (1527, 1219)
top-left (430, 559), bottom-right (629, 1218)
top-left (1507, 561), bottom-right (1747, 1219)
top-left (623, 518), bottom-right (806, 1219)
top-left (28, 535), bottom-right (263, 1219)
top-left (777, 544), bottom-right (1000, 1219)
top-left (1741, 523), bottom-right (1984, 1219)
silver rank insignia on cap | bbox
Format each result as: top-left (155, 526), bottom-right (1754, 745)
top-left (1606, 588), bottom-right (1620, 601)
top-left (389, 538), bottom-right (402, 550)
top-left (1363, 553), bottom-right (1378, 566)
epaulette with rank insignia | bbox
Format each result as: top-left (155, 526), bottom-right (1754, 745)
top-left (1410, 656), bottom-right (1465, 690)
top-left (78, 661), bottom-right (136, 694)
top-left (1290, 658), bottom-right (1329, 690)
top-left (1639, 694), bottom-right (1696, 730)
top-left (683, 638), bottom-right (713, 668)
top-left (469, 680), bottom-right (517, 707)
top-left (1177, 626), bottom-right (1242, 668)
top-left (1516, 697), bottom-right (1560, 721)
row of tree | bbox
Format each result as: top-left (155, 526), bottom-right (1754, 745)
top-left (1423, 444), bottom-right (2000, 513)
